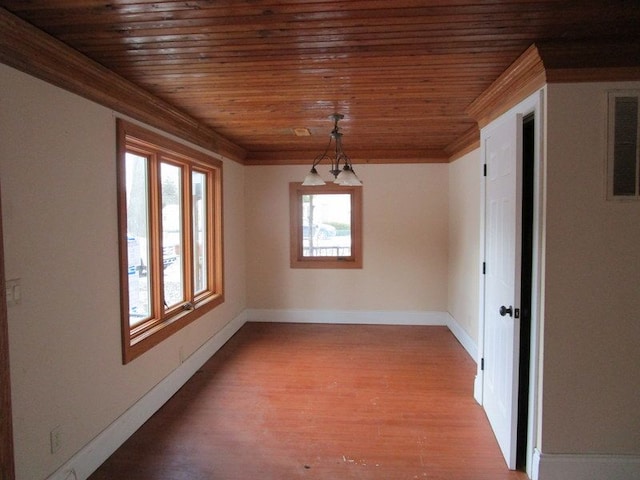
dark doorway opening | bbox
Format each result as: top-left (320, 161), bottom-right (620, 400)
top-left (516, 113), bottom-right (535, 470)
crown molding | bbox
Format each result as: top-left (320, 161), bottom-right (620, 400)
top-left (466, 44), bottom-right (547, 129)
top-left (445, 125), bottom-right (481, 161)
top-left (0, 8), bottom-right (246, 163)
top-left (244, 148), bottom-right (449, 165)
top-left (467, 41), bottom-right (640, 129)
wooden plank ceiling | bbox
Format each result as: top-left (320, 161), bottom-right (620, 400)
top-left (1, 0), bottom-right (639, 165)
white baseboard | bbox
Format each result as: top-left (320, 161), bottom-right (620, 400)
top-left (245, 308), bottom-right (449, 326)
top-left (443, 312), bottom-right (478, 362)
top-left (46, 311), bottom-right (248, 480)
top-left (532, 449), bottom-right (640, 480)
top-left (246, 309), bottom-right (478, 363)
top-left (473, 373), bottom-right (483, 404)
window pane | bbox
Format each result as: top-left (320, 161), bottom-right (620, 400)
top-left (301, 193), bottom-right (351, 257)
top-left (125, 152), bottom-right (151, 326)
top-left (613, 97), bottom-right (639, 196)
top-left (192, 171), bottom-right (208, 294)
top-left (119, 120), bottom-right (224, 364)
top-left (161, 163), bottom-right (184, 307)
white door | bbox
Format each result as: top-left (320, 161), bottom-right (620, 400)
top-left (482, 113), bottom-right (522, 469)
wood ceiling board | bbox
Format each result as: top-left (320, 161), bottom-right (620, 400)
top-left (1, 0), bottom-right (639, 164)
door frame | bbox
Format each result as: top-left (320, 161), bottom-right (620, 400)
top-left (0, 184), bottom-right (16, 480)
top-left (474, 89), bottom-right (545, 477)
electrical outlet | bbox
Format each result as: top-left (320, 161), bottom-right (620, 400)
top-left (50, 426), bottom-right (62, 454)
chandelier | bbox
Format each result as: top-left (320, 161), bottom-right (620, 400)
top-left (302, 113), bottom-right (363, 186)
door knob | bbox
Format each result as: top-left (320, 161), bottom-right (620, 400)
top-left (499, 305), bottom-right (513, 317)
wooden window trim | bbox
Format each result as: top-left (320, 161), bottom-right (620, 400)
top-left (289, 182), bottom-right (363, 269)
top-left (117, 120), bottom-right (224, 363)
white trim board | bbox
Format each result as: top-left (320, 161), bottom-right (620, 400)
top-left (532, 449), bottom-right (640, 480)
top-left (444, 312), bottom-right (478, 362)
top-left (245, 309), bottom-right (478, 363)
top-left (46, 311), bottom-right (248, 480)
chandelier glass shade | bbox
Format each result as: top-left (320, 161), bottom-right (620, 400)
top-left (302, 114), bottom-right (363, 186)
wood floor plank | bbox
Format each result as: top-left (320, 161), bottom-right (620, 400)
top-left (89, 323), bottom-right (528, 480)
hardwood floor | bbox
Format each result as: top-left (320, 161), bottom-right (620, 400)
top-left (89, 323), bottom-right (528, 480)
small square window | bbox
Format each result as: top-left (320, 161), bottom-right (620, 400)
top-left (289, 183), bottom-right (363, 269)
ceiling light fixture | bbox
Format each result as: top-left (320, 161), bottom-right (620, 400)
top-left (302, 113), bottom-right (363, 186)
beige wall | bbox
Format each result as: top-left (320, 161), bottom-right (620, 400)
top-left (447, 149), bottom-right (482, 344)
top-left (245, 164), bottom-right (449, 312)
top-left (541, 82), bottom-right (640, 454)
top-left (0, 64), bottom-right (247, 479)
